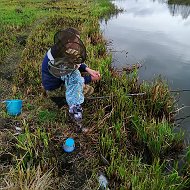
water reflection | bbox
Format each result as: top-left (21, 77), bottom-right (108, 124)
top-left (154, 0), bottom-right (190, 19)
top-left (115, 0), bottom-right (190, 19)
top-left (168, 4), bottom-right (190, 19)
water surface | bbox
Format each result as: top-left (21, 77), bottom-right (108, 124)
top-left (101, 0), bottom-right (190, 137)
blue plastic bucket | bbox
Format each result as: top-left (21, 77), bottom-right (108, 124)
top-left (5, 99), bottom-right (23, 116)
top-left (62, 138), bottom-right (75, 153)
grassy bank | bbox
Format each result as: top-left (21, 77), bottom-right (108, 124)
top-left (168, 0), bottom-right (190, 5)
top-left (1, 0), bottom-right (190, 189)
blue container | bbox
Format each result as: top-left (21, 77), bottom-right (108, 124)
top-left (5, 99), bottom-right (23, 116)
top-left (63, 138), bottom-right (75, 153)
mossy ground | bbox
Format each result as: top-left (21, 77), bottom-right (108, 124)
top-left (1, 0), bottom-right (190, 189)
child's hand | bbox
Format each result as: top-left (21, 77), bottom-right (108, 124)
top-left (86, 68), bottom-right (101, 81)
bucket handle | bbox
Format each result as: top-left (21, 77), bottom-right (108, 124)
top-left (1, 100), bottom-right (24, 103)
top-left (1, 100), bottom-right (23, 106)
top-left (1, 100), bottom-right (12, 107)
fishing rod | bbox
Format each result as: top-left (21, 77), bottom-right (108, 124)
top-left (86, 88), bottom-right (190, 100)
top-left (86, 92), bottom-right (146, 100)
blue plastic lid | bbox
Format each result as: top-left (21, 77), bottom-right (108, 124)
top-left (65, 138), bottom-right (74, 147)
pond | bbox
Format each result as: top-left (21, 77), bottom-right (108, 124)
top-left (101, 0), bottom-right (190, 139)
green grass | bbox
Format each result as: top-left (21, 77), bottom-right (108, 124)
top-left (132, 117), bottom-right (183, 158)
top-left (168, 0), bottom-right (190, 5)
top-left (106, 155), bottom-right (189, 190)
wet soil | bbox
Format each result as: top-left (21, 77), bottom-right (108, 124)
top-left (0, 44), bottom-right (23, 101)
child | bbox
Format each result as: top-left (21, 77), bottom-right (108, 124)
top-left (41, 27), bottom-right (101, 122)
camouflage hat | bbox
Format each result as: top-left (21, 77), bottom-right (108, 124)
top-left (48, 57), bottom-right (78, 78)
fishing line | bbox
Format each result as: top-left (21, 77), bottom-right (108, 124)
top-left (170, 89), bottom-right (190, 92)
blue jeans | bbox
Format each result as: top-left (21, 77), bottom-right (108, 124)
top-left (61, 70), bottom-right (84, 106)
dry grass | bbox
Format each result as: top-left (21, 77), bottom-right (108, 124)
top-left (1, 165), bottom-right (53, 190)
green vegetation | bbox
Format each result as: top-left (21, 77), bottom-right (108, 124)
top-left (168, 0), bottom-right (190, 5)
top-left (1, 0), bottom-right (190, 189)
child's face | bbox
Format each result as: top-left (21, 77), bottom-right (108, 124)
top-left (66, 36), bottom-right (81, 52)
top-left (66, 42), bottom-right (79, 52)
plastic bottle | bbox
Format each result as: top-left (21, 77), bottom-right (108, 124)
top-left (98, 173), bottom-right (109, 190)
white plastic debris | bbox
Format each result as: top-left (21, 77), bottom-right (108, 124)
top-left (14, 126), bottom-right (22, 135)
top-left (15, 127), bottom-right (22, 131)
top-left (98, 173), bottom-right (109, 190)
